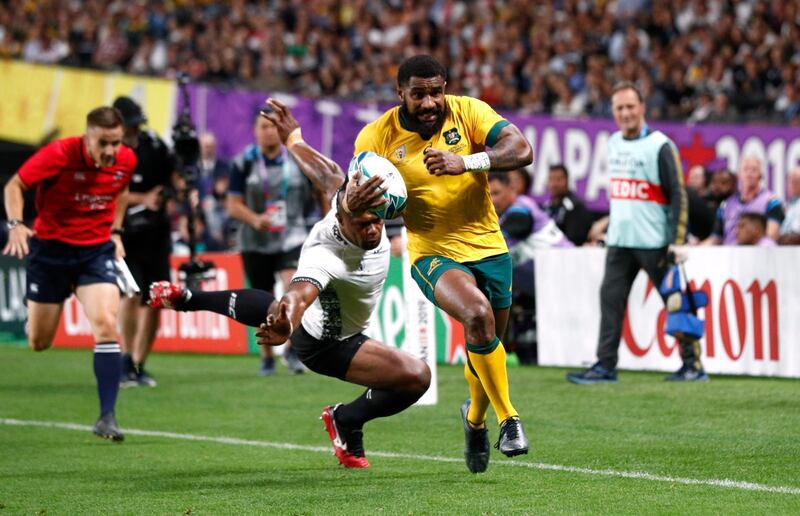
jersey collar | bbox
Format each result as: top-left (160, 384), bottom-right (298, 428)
top-left (622, 123), bottom-right (651, 141)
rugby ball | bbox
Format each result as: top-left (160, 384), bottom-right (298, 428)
top-left (347, 151), bottom-right (407, 219)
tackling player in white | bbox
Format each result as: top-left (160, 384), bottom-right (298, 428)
top-left (149, 99), bottom-right (430, 468)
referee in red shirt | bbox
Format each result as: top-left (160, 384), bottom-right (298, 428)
top-left (3, 106), bottom-right (137, 441)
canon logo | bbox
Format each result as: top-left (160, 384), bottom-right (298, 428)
top-left (622, 279), bottom-right (778, 362)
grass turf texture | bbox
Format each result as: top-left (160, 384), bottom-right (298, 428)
top-left (0, 347), bottom-right (798, 514)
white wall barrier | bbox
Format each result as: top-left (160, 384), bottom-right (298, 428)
top-left (535, 247), bottom-right (800, 378)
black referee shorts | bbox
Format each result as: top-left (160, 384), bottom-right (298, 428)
top-left (26, 237), bottom-right (118, 303)
top-left (289, 324), bottom-right (368, 380)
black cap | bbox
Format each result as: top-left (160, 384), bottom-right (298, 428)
top-left (112, 96), bottom-right (147, 127)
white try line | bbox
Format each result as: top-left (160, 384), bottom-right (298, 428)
top-left (2, 417), bottom-right (798, 496)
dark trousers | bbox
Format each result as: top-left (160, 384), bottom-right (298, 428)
top-left (596, 246), bottom-right (701, 370)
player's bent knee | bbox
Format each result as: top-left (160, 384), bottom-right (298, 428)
top-left (462, 303), bottom-right (495, 341)
top-left (403, 360), bottom-right (431, 395)
top-left (90, 313), bottom-right (119, 339)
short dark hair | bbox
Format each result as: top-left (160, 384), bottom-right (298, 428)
top-left (86, 106), bottom-right (124, 129)
top-left (548, 163), bottom-right (569, 178)
top-left (488, 172), bottom-right (510, 185)
top-left (397, 55), bottom-right (447, 87)
top-left (611, 80), bottom-right (644, 103)
top-left (739, 211), bottom-right (767, 231)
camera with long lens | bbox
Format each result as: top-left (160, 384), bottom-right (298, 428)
top-left (173, 73), bottom-right (214, 289)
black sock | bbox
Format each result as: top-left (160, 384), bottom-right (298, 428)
top-left (180, 289), bottom-right (275, 328)
top-left (335, 388), bottom-right (422, 429)
top-left (94, 342), bottom-right (121, 416)
top-left (121, 353), bottom-right (135, 375)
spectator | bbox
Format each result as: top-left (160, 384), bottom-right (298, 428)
top-left (736, 212), bottom-right (776, 247)
top-left (705, 156), bottom-right (785, 245)
top-left (686, 165), bottom-right (708, 196)
top-left (781, 167), bottom-right (800, 237)
top-left (543, 164), bottom-right (594, 246)
top-left (705, 167), bottom-right (736, 213)
top-left (705, 92), bottom-right (739, 123)
top-left (4, 1), bottom-right (799, 124)
top-left (198, 132), bottom-right (234, 247)
top-left (508, 168), bottom-right (532, 197)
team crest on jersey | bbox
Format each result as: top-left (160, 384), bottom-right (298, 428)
top-left (394, 144), bottom-right (406, 160)
top-left (113, 170), bottom-right (125, 182)
top-left (74, 172), bottom-right (86, 181)
top-left (443, 127), bottom-right (461, 145)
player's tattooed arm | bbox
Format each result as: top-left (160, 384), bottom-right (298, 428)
top-left (486, 124), bottom-right (533, 171)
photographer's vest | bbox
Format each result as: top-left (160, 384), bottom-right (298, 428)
top-left (606, 128), bottom-right (673, 249)
top-left (233, 145), bottom-right (311, 254)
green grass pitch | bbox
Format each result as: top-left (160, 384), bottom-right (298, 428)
top-left (1, 346), bottom-right (798, 514)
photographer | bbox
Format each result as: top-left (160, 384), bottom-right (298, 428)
top-left (113, 96), bottom-right (177, 389)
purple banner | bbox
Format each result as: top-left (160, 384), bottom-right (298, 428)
top-left (185, 84), bottom-right (800, 212)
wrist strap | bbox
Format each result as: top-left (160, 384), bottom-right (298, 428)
top-left (340, 193), bottom-right (353, 215)
top-left (285, 127), bottom-right (304, 148)
top-left (462, 152), bottom-right (490, 172)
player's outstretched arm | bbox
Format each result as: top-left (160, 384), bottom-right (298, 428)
top-left (256, 280), bottom-right (320, 346)
top-left (2, 174), bottom-right (33, 259)
top-left (262, 98), bottom-right (344, 200)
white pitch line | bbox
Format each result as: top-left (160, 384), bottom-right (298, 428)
top-left (2, 418), bottom-right (798, 496)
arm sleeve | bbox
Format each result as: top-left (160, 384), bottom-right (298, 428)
top-left (765, 198), bottom-right (785, 224)
top-left (657, 142), bottom-right (688, 245)
top-left (17, 141), bottom-right (69, 187)
top-left (501, 208), bottom-right (534, 240)
top-left (463, 97), bottom-right (508, 147)
top-left (290, 244), bottom-right (338, 292)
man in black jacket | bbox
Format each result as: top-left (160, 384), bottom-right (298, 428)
top-left (543, 164), bottom-right (594, 246)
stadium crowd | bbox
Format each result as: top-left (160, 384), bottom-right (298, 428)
top-left (2, 0), bottom-right (800, 124)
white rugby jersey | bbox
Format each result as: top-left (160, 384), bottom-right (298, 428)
top-left (292, 209), bottom-right (389, 340)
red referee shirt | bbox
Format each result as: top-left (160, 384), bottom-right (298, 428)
top-left (18, 136), bottom-right (137, 245)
